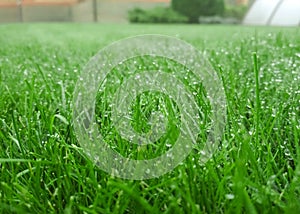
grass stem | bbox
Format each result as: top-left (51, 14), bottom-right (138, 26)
top-left (253, 52), bottom-right (260, 144)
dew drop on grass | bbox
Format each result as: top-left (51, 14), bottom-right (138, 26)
top-left (225, 194), bottom-right (235, 200)
top-left (166, 153), bottom-right (173, 158)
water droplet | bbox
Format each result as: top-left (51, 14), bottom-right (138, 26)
top-left (225, 194), bottom-right (235, 200)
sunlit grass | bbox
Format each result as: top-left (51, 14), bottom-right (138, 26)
top-left (0, 23), bottom-right (299, 213)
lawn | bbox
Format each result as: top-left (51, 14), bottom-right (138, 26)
top-left (0, 23), bottom-right (299, 213)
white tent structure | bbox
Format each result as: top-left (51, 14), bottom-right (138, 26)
top-left (243, 0), bottom-right (300, 26)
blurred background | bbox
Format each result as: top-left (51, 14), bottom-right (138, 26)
top-left (0, 0), bottom-right (299, 26)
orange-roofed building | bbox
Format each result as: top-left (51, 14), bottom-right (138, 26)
top-left (0, 0), bottom-right (171, 23)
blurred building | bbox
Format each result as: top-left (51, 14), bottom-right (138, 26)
top-left (0, 0), bottom-right (170, 23)
top-left (0, 0), bottom-right (81, 22)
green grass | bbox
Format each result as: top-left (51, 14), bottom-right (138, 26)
top-left (0, 23), bottom-right (300, 213)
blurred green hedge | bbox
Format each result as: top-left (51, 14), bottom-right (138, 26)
top-left (172, 0), bottom-right (225, 23)
top-left (128, 7), bottom-right (188, 24)
top-left (224, 5), bottom-right (248, 20)
top-left (127, 2), bottom-right (247, 24)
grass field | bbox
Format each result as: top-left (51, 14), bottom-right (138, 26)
top-left (0, 23), bottom-right (300, 213)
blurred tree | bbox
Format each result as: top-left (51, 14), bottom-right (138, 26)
top-left (172, 0), bottom-right (225, 23)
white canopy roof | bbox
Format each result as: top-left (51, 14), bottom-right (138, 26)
top-left (243, 0), bottom-right (300, 26)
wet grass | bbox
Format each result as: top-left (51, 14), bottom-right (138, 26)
top-left (0, 23), bottom-right (300, 213)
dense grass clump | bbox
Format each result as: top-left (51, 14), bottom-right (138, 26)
top-left (0, 24), bottom-right (299, 213)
